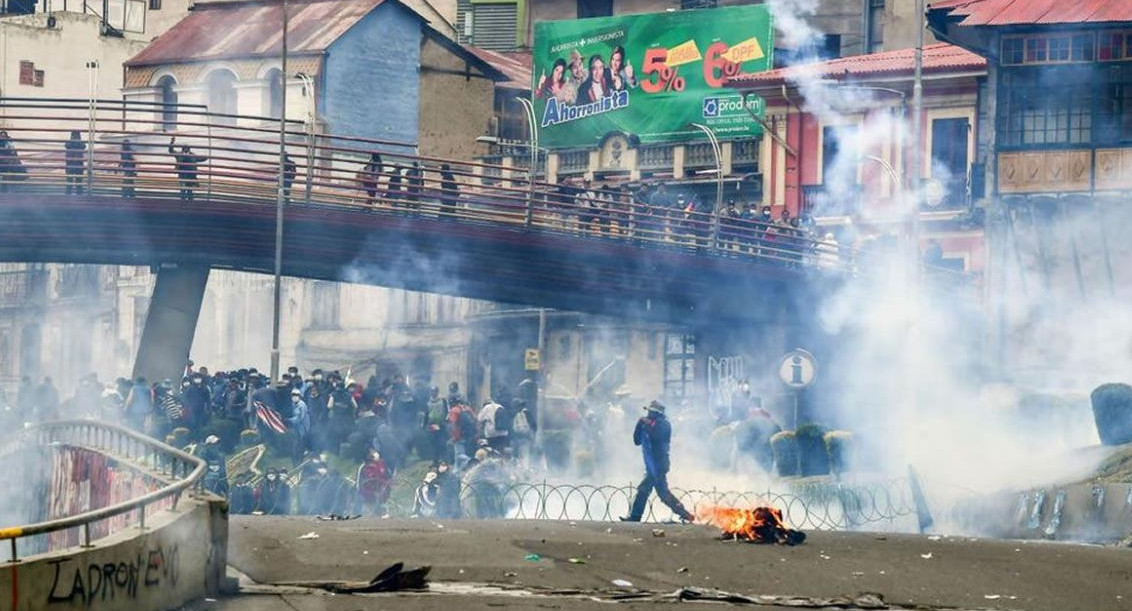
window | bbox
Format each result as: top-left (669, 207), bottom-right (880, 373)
top-left (998, 69), bottom-right (1092, 147)
top-left (679, 0), bottom-right (717, 9)
top-left (1003, 33), bottom-right (1095, 65)
top-left (149, 0), bottom-right (160, 8)
top-left (821, 124), bottom-right (859, 185)
top-left (156, 75), bottom-right (177, 131)
top-left (264, 68), bottom-right (283, 119)
top-left (205, 69), bottom-right (238, 123)
top-left (1098, 64), bottom-right (1132, 143)
top-left (663, 334), bottom-right (696, 402)
top-left (468, 2), bottom-right (517, 51)
top-left (577, 0), bottom-right (611, 18)
top-left (867, 0), bottom-right (885, 53)
top-left (930, 118), bottom-right (969, 207)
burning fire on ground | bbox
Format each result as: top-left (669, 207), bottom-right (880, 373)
top-left (697, 506), bottom-right (806, 546)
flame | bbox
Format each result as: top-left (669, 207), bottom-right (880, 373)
top-left (698, 506), bottom-right (805, 545)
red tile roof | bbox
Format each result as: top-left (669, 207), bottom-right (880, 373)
top-left (127, 0), bottom-right (392, 67)
top-left (727, 43), bottom-right (986, 88)
top-left (465, 47), bottom-right (531, 91)
top-left (928, 0), bottom-right (1132, 26)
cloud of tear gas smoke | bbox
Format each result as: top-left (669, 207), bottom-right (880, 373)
top-left (762, 1), bottom-right (1125, 531)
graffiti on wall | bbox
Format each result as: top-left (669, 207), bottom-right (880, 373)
top-left (46, 448), bottom-right (170, 550)
top-left (47, 544), bottom-right (180, 606)
top-left (707, 355), bottom-right (746, 413)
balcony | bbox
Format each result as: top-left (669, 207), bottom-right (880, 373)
top-left (638, 144), bottom-right (674, 171)
top-left (802, 184), bottom-right (862, 217)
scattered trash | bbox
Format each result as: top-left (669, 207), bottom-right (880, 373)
top-left (611, 579), bottom-right (634, 588)
top-left (205, 598), bottom-right (216, 602)
top-left (852, 571), bottom-right (865, 576)
top-left (664, 588), bottom-right (886, 609)
top-left (985, 594), bottom-right (1018, 600)
top-left (677, 567), bottom-right (689, 573)
top-left (504, 572), bottom-right (517, 577)
top-left (605, 527), bottom-right (613, 534)
top-left (316, 514), bottom-right (359, 521)
top-left (362, 551), bottom-right (369, 555)
top-left (651, 529), bottom-right (666, 538)
top-left (920, 553), bottom-right (933, 559)
top-left (298, 532), bottom-right (320, 540)
top-left (288, 563), bottom-right (430, 594)
top-left (568, 558), bottom-right (587, 564)
top-left (524, 554), bottom-right (542, 562)
top-left (819, 554), bottom-right (831, 560)
top-left (927, 535), bottom-right (941, 541)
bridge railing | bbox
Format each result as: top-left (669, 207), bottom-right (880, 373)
top-left (0, 420), bottom-right (206, 562)
top-left (0, 97), bottom-right (875, 274)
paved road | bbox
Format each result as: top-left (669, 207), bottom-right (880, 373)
top-left (187, 516), bottom-right (1132, 611)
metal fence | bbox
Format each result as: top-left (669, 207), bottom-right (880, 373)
top-left (232, 471), bottom-right (918, 532)
top-left (0, 420), bottom-right (205, 561)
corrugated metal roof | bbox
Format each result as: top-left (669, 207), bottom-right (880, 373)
top-left (727, 43), bottom-right (986, 87)
top-left (928, 0), bottom-right (1132, 26)
top-left (466, 46), bottom-right (531, 90)
top-left (126, 0), bottom-right (394, 67)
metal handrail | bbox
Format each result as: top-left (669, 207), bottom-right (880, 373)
top-left (0, 420), bottom-right (206, 558)
top-left (0, 98), bottom-right (974, 281)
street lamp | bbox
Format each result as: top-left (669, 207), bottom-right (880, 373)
top-left (514, 96), bottom-right (539, 227)
top-left (270, 0), bottom-right (289, 384)
top-left (688, 122), bottom-right (723, 249)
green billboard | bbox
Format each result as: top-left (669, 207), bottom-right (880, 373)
top-left (532, 5), bottom-right (774, 150)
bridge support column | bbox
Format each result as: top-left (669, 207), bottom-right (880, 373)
top-left (132, 264), bottom-right (210, 384)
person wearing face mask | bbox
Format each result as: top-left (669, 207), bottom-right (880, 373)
top-left (257, 468), bottom-right (291, 515)
top-left (183, 373), bottom-right (212, 431)
top-left (433, 462), bottom-right (461, 519)
top-left (201, 435), bottom-right (229, 496)
top-left (289, 388), bottom-right (311, 459)
top-left (304, 370), bottom-right (329, 450)
top-left (326, 375), bottom-right (358, 455)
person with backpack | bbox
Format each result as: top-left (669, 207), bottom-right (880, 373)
top-left (424, 386), bottom-right (448, 464)
top-left (448, 399), bottom-right (477, 471)
top-left (478, 399), bottom-right (509, 452)
top-left (124, 376), bottom-right (153, 432)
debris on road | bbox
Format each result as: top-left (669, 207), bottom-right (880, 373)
top-left (652, 528), bottom-right (667, 538)
top-left (662, 588), bottom-right (888, 609)
top-left (298, 531), bottom-right (320, 540)
top-left (568, 558), bottom-right (587, 564)
top-left (524, 553), bottom-right (542, 562)
top-left (316, 514), bottom-right (359, 521)
top-left (284, 562), bottom-right (430, 594)
top-left (919, 553), bottom-right (933, 559)
top-left (611, 579), bottom-right (634, 588)
top-left (677, 567), bottom-right (689, 573)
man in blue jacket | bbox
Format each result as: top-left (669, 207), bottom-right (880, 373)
top-left (621, 401), bottom-right (695, 523)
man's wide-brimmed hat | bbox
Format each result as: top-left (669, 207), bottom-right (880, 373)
top-left (644, 400), bottom-right (666, 413)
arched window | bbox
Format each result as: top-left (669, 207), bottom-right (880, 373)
top-left (157, 75), bottom-right (178, 131)
top-left (205, 69), bottom-right (238, 123)
top-left (265, 68), bottom-right (284, 119)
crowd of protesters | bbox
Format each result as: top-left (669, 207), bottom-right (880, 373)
top-left (1, 360), bottom-right (543, 519)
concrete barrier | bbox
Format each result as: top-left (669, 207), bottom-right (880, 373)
top-left (954, 483), bottom-right (1132, 542)
top-left (0, 496), bottom-right (227, 611)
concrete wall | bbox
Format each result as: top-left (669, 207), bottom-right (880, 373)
top-left (323, 1), bottom-right (422, 146)
top-left (0, 12), bottom-right (147, 104)
top-left (0, 497), bottom-right (227, 611)
top-left (418, 35), bottom-right (496, 160)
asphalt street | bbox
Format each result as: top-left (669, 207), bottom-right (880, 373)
top-left (185, 516), bottom-right (1132, 611)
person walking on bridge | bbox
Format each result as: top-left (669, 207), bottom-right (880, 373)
top-left (64, 130), bottom-right (86, 195)
top-left (621, 400), bottom-right (694, 523)
top-left (359, 152), bottom-right (383, 206)
top-left (168, 137), bottom-right (207, 201)
top-left (119, 139), bottom-right (137, 198)
top-left (282, 152), bottom-right (297, 203)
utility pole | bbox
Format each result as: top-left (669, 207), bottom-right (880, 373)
top-left (270, 0), bottom-right (289, 383)
top-left (909, 0), bottom-right (925, 261)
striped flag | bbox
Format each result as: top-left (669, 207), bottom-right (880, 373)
top-left (255, 402), bottom-right (288, 435)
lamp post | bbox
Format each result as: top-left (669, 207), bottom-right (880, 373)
top-left (269, 0), bottom-right (289, 384)
top-left (688, 122), bottom-right (723, 250)
top-left (514, 96), bottom-right (539, 226)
